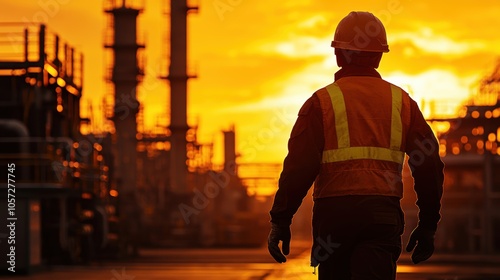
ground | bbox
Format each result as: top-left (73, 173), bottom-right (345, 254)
top-left (7, 240), bottom-right (500, 280)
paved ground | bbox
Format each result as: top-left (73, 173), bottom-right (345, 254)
top-left (4, 241), bottom-right (500, 280)
top-left (266, 251), bottom-right (500, 280)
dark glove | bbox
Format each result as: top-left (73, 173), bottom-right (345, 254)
top-left (267, 223), bottom-right (291, 263)
top-left (406, 226), bottom-right (435, 264)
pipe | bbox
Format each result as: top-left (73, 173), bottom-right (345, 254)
top-left (0, 119), bottom-right (29, 179)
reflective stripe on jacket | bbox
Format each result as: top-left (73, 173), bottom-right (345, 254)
top-left (314, 76), bottom-right (411, 198)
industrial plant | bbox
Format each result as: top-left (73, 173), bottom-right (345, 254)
top-left (0, 0), bottom-right (268, 273)
top-left (401, 62), bottom-right (500, 254)
top-left (0, 0), bottom-right (499, 276)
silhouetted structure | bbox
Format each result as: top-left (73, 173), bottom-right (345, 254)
top-left (99, 0), bottom-right (268, 247)
top-left (425, 62), bottom-right (500, 253)
top-left (166, 0), bottom-right (198, 194)
top-left (104, 0), bottom-right (145, 255)
top-left (0, 23), bottom-right (118, 272)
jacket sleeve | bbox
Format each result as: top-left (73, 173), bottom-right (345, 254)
top-left (405, 99), bottom-right (444, 231)
top-left (269, 94), bottom-right (324, 226)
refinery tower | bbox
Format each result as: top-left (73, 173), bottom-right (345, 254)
top-left (102, 0), bottom-right (268, 247)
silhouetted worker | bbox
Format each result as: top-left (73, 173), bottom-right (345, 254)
top-left (268, 11), bottom-right (444, 279)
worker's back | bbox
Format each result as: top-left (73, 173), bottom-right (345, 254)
top-left (314, 76), bottom-right (411, 199)
top-left (268, 11), bottom-right (444, 280)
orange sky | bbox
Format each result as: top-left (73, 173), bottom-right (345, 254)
top-left (2, 0), bottom-right (500, 164)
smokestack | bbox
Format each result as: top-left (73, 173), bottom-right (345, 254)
top-left (223, 125), bottom-right (237, 175)
top-left (103, 0), bottom-right (145, 254)
top-left (168, 0), bottom-right (198, 194)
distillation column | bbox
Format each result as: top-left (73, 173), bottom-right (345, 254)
top-left (168, 0), bottom-right (197, 194)
top-left (104, 0), bottom-right (144, 252)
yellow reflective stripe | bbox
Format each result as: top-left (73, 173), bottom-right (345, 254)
top-left (321, 83), bottom-right (405, 164)
top-left (325, 83), bottom-right (349, 148)
top-left (390, 85), bottom-right (403, 150)
top-left (322, 147), bottom-right (405, 164)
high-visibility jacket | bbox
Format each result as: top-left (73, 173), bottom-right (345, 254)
top-left (314, 76), bottom-right (411, 198)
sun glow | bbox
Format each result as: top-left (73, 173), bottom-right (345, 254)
top-left (3, 0), bottom-right (500, 164)
top-left (391, 27), bottom-right (486, 56)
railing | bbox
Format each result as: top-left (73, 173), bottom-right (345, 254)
top-left (0, 23), bottom-right (40, 62)
top-left (471, 86), bottom-right (500, 106)
top-left (422, 98), bottom-right (465, 120)
top-left (103, 0), bottom-right (145, 12)
top-left (0, 137), bottom-right (74, 185)
top-left (0, 23), bottom-right (83, 89)
top-left (237, 162), bottom-right (283, 196)
top-left (0, 138), bottom-right (110, 195)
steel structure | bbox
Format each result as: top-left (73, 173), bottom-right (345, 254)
top-left (104, 0), bottom-right (145, 255)
top-left (423, 63), bottom-right (500, 253)
top-left (0, 23), bottom-right (119, 272)
top-left (166, 0), bottom-right (198, 194)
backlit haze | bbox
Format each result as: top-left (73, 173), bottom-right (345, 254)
top-left (2, 0), bottom-right (500, 164)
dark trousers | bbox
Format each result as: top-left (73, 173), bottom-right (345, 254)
top-left (312, 195), bottom-right (404, 280)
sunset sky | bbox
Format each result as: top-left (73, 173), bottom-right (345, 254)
top-left (2, 0), bottom-right (500, 164)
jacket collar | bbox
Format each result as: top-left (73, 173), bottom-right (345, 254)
top-left (334, 66), bottom-right (382, 81)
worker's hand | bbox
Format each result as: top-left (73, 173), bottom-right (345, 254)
top-left (267, 223), bottom-right (291, 263)
top-left (406, 226), bottom-right (435, 264)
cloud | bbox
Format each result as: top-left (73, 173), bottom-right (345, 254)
top-left (297, 14), bottom-right (328, 29)
top-left (254, 35), bottom-right (331, 58)
top-left (390, 27), bottom-right (486, 56)
top-left (221, 57), bottom-right (335, 113)
top-left (221, 89), bottom-right (304, 113)
top-left (384, 69), bottom-right (480, 117)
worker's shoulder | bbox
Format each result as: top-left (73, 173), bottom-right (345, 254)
top-left (297, 89), bottom-right (325, 116)
top-left (298, 95), bottom-right (317, 116)
top-left (310, 83), bottom-right (334, 99)
top-left (380, 79), bottom-right (412, 96)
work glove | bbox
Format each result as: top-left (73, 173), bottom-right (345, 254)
top-left (267, 223), bottom-right (291, 263)
top-left (406, 226), bottom-right (435, 264)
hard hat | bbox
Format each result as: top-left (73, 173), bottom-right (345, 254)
top-left (331, 11), bottom-right (389, 53)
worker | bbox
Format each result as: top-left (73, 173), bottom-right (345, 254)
top-left (267, 11), bottom-right (444, 279)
